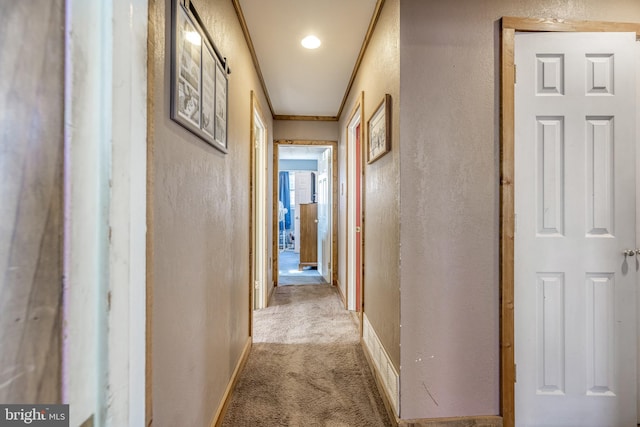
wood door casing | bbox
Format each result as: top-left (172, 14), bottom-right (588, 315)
top-left (355, 123), bottom-right (362, 311)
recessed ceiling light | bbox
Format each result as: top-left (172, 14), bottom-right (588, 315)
top-left (301, 35), bottom-right (321, 49)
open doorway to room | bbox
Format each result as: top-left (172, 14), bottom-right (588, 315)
top-left (273, 140), bottom-right (338, 287)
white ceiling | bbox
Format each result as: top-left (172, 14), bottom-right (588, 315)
top-left (237, 0), bottom-right (378, 118)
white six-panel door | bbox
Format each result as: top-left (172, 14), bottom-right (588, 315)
top-left (515, 32), bottom-right (637, 426)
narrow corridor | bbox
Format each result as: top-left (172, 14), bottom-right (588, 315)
top-left (221, 284), bottom-right (391, 426)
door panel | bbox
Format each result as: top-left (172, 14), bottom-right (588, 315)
top-left (253, 107), bottom-right (267, 309)
top-left (515, 32), bottom-right (637, 426)
top-left (318, 149), bottom-right (331, 283)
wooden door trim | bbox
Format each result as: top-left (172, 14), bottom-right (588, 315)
top-left (272, 140), bottom-right (339, 288)
top-left (250, 91), bottom-right (269, 325)
top-left (345, 93), bottom-right (365, 332)
top-left (500, 17), bottom-right (640, 427)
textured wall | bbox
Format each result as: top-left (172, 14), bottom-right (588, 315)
top-left (149, 0), bottom-right (271, 425)
top-left (399, 0), bottom-right (640, 420)
top-left (339, 0), bottom-right (401, 369)
top-left (274, 119), bottom-right (339, 141)
top-left (0, 1), bottom-right (64, 404)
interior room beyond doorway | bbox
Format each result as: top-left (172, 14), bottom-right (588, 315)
top-left (277, 145), bottom-right (331, 286)
top-left (273, 140), bottom-right (337, 285)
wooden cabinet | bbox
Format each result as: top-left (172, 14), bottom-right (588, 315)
top-left (299, 203), bottom-right (317, 269)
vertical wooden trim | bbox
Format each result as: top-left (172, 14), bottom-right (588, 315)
top-left (332, 140), bottom-right (339, 287)
top-left (359, 92), bottom-right (366, 336)
top-left (344, 92), bottom-right (364, 310)
top-left (345, 92), bottom-right (366, 330)
top-left (499, 18), bottom-right (640, 427)
top-left (249, 91), bottom-right (256, 333)
top-left (250, 91), bottom-right (268, 319)
top-left (272, 143), bottom-right (279, 288)
top-left (344, 116), bottom-right (350, 310)
top-left (499, 23), bottom-right (515, 427)
top-left (145, 1), bottom-right (156, 424)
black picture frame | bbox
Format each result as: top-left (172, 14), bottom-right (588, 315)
top-left (171, 0), bottom-right (228, 153)
top-left (367, 94), bottom-right (391, 164)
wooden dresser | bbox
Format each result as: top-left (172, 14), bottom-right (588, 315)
top-left (299, 203), bottom-right (318, 269)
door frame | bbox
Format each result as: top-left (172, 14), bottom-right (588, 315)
top-left (500, 17), bottom-right (640, 427)
top-left (250, 91), bottom-right (269, 314)
top-left (346, 92), bottom-right (365, 315)
top-left (272, 140), bottom-right (338, 287)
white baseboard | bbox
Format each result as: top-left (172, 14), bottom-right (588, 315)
top-left (363, 314), bottom-right (399, 416)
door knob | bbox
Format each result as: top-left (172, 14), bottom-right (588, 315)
top-left (623, 249), bottom-right (636, 257)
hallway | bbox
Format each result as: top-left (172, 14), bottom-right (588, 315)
top-left (221, 284), bottom-right (391, 426)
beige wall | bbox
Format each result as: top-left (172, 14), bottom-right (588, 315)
top-left (274, 119), bottom-right (339, 141)
top-left (398, 0), bottom-right (640, 420)
top-left (339, 0), bottom-right (401, 369)
top-left (149, 0), bottom-right (271, 425)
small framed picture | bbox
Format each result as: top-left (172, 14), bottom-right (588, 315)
top-left (170, 0), bottom-right (228, 153)
top-left (367, 94), bottom-right (391, 164)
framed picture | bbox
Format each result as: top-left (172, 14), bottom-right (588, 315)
top-left (367, 94), bottom-right (391, 164)
top-left (171, 0), bottom-right (228, 153)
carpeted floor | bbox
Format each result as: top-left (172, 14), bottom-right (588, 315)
top-left (221, 284), bottom-right (392, 427)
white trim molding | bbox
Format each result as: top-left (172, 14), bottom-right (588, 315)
top-left (363, 314), bottom-right (399, 416)
top-left (64, 0), bottom-right (147, 425)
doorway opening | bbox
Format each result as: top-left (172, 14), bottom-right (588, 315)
top-left (346, 93), bottom-right (364, 313)
top-left (273, 140), bottom-right (338, 288)
top-left (251, 92), bottom-right (269, 310)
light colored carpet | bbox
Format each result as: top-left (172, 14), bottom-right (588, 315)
top-left (221, 285), bottom-right (392, 427)
top-left (278, 275), bottom-right (327, 286)
top-left (278, 251), bottom-right (327, 286)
